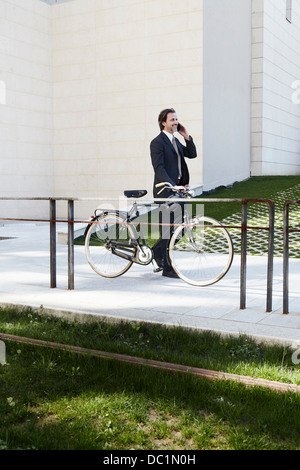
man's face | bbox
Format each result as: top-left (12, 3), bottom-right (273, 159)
top-left (162, 112), bottom-right (178, 134)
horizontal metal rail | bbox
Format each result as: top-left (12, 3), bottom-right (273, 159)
top-left (0, 197), bottom-right (275, 312)
top-left (283, 200), bottom-right (300, 314)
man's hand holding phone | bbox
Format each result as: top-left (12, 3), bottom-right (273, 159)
top-left (177, 123), bottom-right (190, 141)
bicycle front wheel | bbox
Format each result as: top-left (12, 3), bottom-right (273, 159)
top-left (85, 213), bottom-right (137, 278)
top-left (169, 216), bottom-right (234, 286)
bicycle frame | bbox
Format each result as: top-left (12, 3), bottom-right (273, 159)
top-left (116, 191), bottom-right (194, 261)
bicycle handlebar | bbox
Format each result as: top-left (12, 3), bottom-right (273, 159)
top-left (155, 182), bottom-right (194, 197)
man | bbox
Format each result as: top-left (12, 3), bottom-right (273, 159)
top-left (150, 108), bottom-right (197, 278)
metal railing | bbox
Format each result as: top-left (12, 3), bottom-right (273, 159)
top-left (283, 200), bottom-right (300, 314)
top-left (240, 199), bottom-right (275, 312)
top-left (0, 197), bottom-right (76, 291)
top-left (0, 196), bottom-right (275, 312)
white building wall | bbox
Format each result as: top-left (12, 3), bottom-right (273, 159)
top-left (251, 0), bottom-right (300, 175)
top-left (1, 0), bottom-right (299, 221)
top-left (0, 0), bottom-right (53, 218)
top-left (51, 0), bottom-right (203, 214)
top-left (202, 0), bottom-right (252, 191)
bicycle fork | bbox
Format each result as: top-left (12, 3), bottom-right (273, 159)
top-left (182, 214), bottom-right (203, 253)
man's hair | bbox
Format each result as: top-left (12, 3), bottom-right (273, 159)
top-left (158, 108), bottom-right (176, 131)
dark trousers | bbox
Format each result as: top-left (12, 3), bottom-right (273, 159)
top-left (152, 197), bottom-right (185, 270)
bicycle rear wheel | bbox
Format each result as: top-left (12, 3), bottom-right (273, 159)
top-left (85, 213), bottom-right (137, 278)
top-left (169, 216), bottom-right (234, 286)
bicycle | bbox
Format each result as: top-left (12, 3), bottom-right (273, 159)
top-left (84, 183), bottom-right (234, 286)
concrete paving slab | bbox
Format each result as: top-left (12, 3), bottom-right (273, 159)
top-left (1, 222), bottom-right (300, 347)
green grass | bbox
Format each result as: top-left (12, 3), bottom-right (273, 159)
top-left (197, 175), bottom-right (300, 221)
top-left (1, 306), bottom-right (300, 450)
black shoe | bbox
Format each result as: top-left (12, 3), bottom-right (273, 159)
top-left (153, 265), bottom-right (163, 273)
top-left (162, 267), bottom-right (179, 278)
top-left (153, 257), bottom-right (164, 272)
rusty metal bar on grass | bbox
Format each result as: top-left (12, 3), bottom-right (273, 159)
top-left (0, 332), bottom-right (299, 394)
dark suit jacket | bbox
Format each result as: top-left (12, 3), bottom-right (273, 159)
top-left (150, 131), bottom-right (197, 198)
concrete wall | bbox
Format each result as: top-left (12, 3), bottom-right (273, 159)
top-left (202, 0), bottom-right (252, 191)
top-left (0, 0), bottom-right (203, 219)
top-left (251, 0), bottom-right (300, 175)
top-left (51, 0), bottom-right (203, 216)
top-left (0, 0), bottom-right (53, 218)
top-left (1, 0), bottom-right (299, 221)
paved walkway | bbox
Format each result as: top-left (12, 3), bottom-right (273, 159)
top-left (1, 222), bottom-right (300, 348)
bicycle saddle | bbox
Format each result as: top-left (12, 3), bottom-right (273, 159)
top-left (124, 190), bottom-right (147, 198)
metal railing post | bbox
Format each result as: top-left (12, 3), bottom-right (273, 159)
top-left (50, 198), bottom-right (56, 288)
top-left (240, 201), bottom-right (247, 310)
top-left (266, 201), bottom-right (275, 312)
top-left (283, 202), bottom-right (289, 314)
top-left (68, 199), bottom-right (74, 290)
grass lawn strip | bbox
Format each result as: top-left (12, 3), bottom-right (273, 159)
top-left (1, 307), bottom-right (300, 449)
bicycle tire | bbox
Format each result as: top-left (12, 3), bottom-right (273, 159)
top-left (85, 212), bottom-right (137, 278)
top-left (169, 216), bottom-right (234, 286)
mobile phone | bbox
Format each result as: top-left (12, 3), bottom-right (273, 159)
top-left (177, 123), bottom-right (182, 131)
